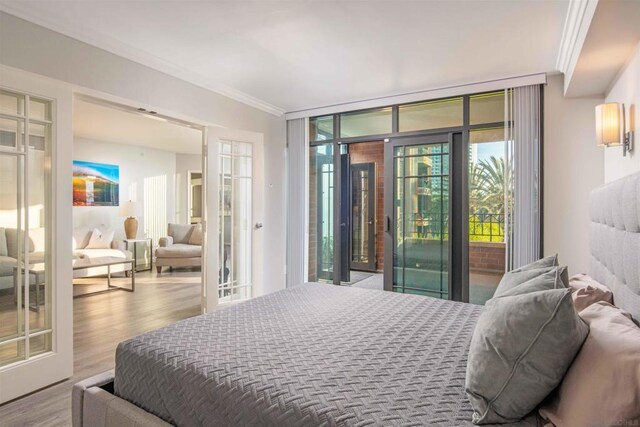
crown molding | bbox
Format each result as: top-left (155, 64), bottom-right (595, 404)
top-left (0, 4), bottom-right (286, 117)
top-left (556, 0), bottom-right (598, 93)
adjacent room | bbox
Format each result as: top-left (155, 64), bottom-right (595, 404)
top-left (1, 1), bottom-right (639, 426)
top-left (72, 96), bottom-right (204, 298)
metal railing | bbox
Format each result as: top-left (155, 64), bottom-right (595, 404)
top-left (469, 212), bottom-right (504, 242)
top-left (403, 212), bottom-right (504, 243)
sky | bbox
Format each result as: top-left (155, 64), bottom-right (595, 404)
top-left (475, 141), bottom-right (504, 163)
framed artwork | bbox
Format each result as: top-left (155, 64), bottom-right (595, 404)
top-left (72, 160), bottom-right (119, 206)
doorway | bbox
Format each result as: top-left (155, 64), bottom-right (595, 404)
top-left (345, 141), bottom-right (385, 290)
top-left (350, 162), bottom-right (376, 272)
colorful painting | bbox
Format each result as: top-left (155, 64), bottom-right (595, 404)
top-left (72, 160), bottom-right (119, 206)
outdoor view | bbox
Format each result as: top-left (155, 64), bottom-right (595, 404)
top-left (468, 127), bottom-right (509, 304)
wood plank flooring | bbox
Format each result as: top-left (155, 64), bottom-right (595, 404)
top-left (0, 269), bottom-right (202, 426)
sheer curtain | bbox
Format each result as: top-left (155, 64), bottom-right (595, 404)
top-left (505, 85), bottom-right (542, 270)
top-left (286, 118), bottom-right (307, 287)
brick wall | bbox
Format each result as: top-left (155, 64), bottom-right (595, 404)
top-left (348, 141), bottom-right (385, 272)
top-left (469, 242), bottom-right (505, 273)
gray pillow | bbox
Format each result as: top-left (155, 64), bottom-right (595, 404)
top-left (493, 254), bottom-right (566, 297)
top-left (494, 266), bottom-right (568, 298)
top-left (465, 287), bottom-right (589, 424)
top-left (511, 254), bottom-right (558, 273)
top-left (497, 267), bottom-right (566, 297)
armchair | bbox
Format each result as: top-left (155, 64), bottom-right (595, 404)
top-left (155, 223), bottom-right (202, 274)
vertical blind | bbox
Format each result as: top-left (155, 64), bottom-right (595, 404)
top-left (286, 118), bottom-right (307, 287)
top-left (505, 85), bottom-right (542, 270)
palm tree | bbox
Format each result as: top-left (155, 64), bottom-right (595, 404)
top-left (474, 156), bottom-right (506, 214)
top-left (469, 155), bottom-right (509, 242)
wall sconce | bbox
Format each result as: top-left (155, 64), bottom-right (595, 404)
top-left (595, 102), bottom-right (634, 156)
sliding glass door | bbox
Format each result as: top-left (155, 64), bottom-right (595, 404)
top-left (383, 135), bottom-right (451, 297)
top-left (309, 144), bottom-right (334, 282)
top-left (306, 89), bottom-right (540, 303)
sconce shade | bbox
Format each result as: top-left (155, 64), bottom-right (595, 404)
top-left (595, 102), bottom-right (622, 146)
top-left (119, 200), bottom-right (141, 217)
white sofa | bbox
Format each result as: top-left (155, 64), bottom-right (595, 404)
top-left (0, 226), bottom-right (132, 291)
top-left (72, 227), bottom-right (132, 278)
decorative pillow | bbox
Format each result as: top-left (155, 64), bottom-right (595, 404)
top-left (511, 254), bottom-right (558, 273)
top-left (496, 267), bottom-right (566, 297)
top-left (85, 228), bottom-right (114, 249)
top-left (72, 227), bottom-right (92, 251)
top-left (493, 255), bottom-right (559, 298)
top-left (465, 287), bottom-right (589, 425)
top-left (188, 224), bottom-right (203, 245)
top-left (494, 264), bottom-right (568, 298)
top-left (539, 302), bottom-right (640, 426)
top-left (568, 273), bottom-right (613, 312)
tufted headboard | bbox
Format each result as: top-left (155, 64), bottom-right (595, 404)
top-left (589, 172), bottom-right (640, 321)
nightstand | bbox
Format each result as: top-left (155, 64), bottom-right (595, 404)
top-left (124, 238), bottom-right (153, 272)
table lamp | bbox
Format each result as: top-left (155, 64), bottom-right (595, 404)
top-left (119, 200), bottom-right (140, 239)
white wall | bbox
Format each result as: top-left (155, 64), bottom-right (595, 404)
top-left (544, 74), bottom-right (604, 275)
top-left (73, 138), bottom-right (176, 242)
top-left (0, 12), bottom-right (287, 295)
top-left (604, 42), bottom-right (640, 182)
top-left (175, 153), bottom-right (202, 225)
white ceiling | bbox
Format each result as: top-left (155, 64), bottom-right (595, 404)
top-left (0, 0), bottom-right (570, 115)
top-left (74, 99), bottom-right (203, 154)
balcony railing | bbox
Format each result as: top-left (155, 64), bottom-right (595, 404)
top-left (403, 212), bottom-right (504, 243)
top-left (469, 212), bottom-right (504, 243)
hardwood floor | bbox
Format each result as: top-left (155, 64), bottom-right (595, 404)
top-left (0, 269), bottom-right (202, 426)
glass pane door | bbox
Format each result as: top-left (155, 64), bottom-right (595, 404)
top-left (219, 140), bottom-right (252, 302)
top-left (308, 144), bottom-right (334, 282)
top-left (0, 90), bottom-right (53, 368)
top-left (385, 138), bottom-right (450, 298)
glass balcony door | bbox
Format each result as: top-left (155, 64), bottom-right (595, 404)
top-left (383, 134), bottom-right (452, 298)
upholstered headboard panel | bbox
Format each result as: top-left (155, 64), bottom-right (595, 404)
top-left (589, 172), bottom-right (640, 320)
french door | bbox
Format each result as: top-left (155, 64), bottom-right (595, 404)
top-left (0, 67), bottom-right (73, 403)
top-left (383, 133), bottom-right (467, 300)
top-left (202, 128), bottom-right (264, 312)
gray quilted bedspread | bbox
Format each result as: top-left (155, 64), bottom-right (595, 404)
top-left (114, 283), bottom-right (540, 426)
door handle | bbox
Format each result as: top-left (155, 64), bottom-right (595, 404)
top-left (384, 215), bottom-right (391, 232)
top-left (254, 222), bottom-right (263, 229)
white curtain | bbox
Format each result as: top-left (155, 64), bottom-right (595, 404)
top-left (505, 85), bottom-right (542, 270)
top-left (286, 118), bottom-right (307, 287)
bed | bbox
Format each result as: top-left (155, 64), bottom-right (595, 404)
top-left (72, 171), bottom-right (640, 427)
